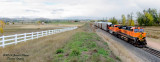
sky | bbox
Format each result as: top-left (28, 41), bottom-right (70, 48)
top-left (0, 0), bottom-right (160, 19)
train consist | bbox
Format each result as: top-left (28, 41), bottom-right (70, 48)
top-left (95, 22), bottom-right (147, 47)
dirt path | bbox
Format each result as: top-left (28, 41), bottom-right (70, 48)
top-left (143, 26), bottom-right (160, 51)
top-left (0, 28), bottom-right (79, 62)
top-left (147, 38), bottom-right (160, 51)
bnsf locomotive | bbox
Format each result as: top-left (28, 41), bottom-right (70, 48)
top-left (95, 22), bottom-right (147, 47)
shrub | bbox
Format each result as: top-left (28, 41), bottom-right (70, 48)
top-left (71, 49), bottom-right (81, 56)
top-left (98, 48), bottom-right (108, 56)
top-left (58, 54), bottom-right (64, 57)
top-left (56, 49), bottom-right (64, 54)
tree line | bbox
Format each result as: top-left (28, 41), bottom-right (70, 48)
top-left (107, 8), bottom-right (160, 26)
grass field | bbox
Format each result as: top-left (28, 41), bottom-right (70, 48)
top-left (0, 23), bottom-right (119, 62)
top-left (52, 23), bottom-right (120, 62)
top-left (53, 32), bottom-right (117, 62)
top-left (143, 26), bottom-right (160, 39)
top-left (1, 22), bottom-right (84, 36)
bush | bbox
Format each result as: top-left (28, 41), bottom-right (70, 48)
top-left (71, 49), bottom-right (81, 56)
top-left (98, 48), bottom-right (108, 56)
top-left (56, 49), bottom-right (64, 54)
top-left (58, 54), bottom-right (64, 57)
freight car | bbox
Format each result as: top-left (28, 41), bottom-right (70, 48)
top-left (95, 22), bottom-right (112, 31)
top-left (95, 22), bottom-right (147, 47)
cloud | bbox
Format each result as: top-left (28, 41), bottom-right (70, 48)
top-left (0, 0), bottom-right (160, 19)
top-left (52, 9), bottom-right (64, 14)
top-left (25, 9), bottom-right (39, 13)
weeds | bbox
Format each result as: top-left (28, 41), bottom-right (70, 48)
top-left (98, 48), bottom-right (108, 56)
top-left (56, 49), bottom-right (64, 54)
top-left (53, 23), bottom-right (119, 62)
top-left (53, 32), bottom-right (116, 62)
top-left (70, 49), bottom-right (81, 56)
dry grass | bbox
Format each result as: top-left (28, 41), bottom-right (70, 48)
top-left (0, 26), bottom-right (81, 62)
top-left (0, 22), bottom-right (84, 62)
top-left (2, 23), bottom-right (83, 36)
top-left (143, 26), bottom-right (160, 39)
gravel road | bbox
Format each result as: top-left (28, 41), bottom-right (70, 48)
top-left (96, 28), bottom-right (160, 62)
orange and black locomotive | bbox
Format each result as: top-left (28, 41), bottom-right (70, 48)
top-left (95, 22), bottom-right (147, 47)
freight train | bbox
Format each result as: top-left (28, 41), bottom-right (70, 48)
top-left (94, 22), bottom-right (147, 47)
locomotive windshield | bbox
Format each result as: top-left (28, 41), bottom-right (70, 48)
top-left (134, 29), bottom-right (139, 32)
top-left (139, 29), bottom-right (144, 32)
top-left (134, 29), bottom-right (144, 32)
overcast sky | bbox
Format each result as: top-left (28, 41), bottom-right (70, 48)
top-left (0, 0), bottom-right (160, 19)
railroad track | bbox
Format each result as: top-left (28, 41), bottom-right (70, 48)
top-left (141, 47), bottom-right (160, 58)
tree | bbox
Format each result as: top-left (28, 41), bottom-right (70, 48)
top-left (121, 14), bottom-right (126, 26)
top-left (37, 21), bottom-right (42, 25)
top-left (137, 8), bottom-right (159, 26)
top-left (148, 8), bottom-right (158, 24)
top-left (36, 21), bottom-right (42, 29)
top-left (128, 19), bottom-right (135, 26)
top-left (0, 20), bottom-right (5, 35)
top-left (108, 19), bottom-right (111, 22)
top-left (109, 17), bottom-right (118, 24)
top-left (137, 12), bottom-right (145, 26)
top-left (158, 13), bottom-right (160, 24)
top-left (145, 12), bottom-right (154, 26)
top-left (127, 13), bottom-right (135, 26)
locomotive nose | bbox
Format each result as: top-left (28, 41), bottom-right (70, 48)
top-left (139, 33), bottom-right (144, 41)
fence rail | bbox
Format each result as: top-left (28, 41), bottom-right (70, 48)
top-left (0, 27), bottom-right (77, 48)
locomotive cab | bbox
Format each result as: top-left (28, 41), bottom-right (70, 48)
top-left (130, 27), bottom-right (147, 46)
top-left (132, 28), bottom-right (146, 41)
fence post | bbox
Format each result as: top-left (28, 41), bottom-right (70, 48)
top-left (2, 36), bottom-right (5, 48)
top-left (59, 29), bottom-right (61, 33)
top-left (57, 29), bottom-right (59, 33)
top-left (32, 32), bottom-right (33, 40)
top-left (55, 30), bottom-right (57, 34)
top-left (15, 34), bottom-right (17, 44)
top-left (46, 31), bottom-right (48, 36)
top-left (55, 30), bottom-right (57, 33)
top-left (48, 30), bottom-right (50, 35)
top-left (54, 30), bottom-right (57, 34)
top-left (50, 30), bottom-right (51, 35)
top-left (53, 30), bottom-right (55, 34)
top-left (42, 31), bottom-right (43, 37)
top-left (37, 32), bottom-right (39, 39)
top-left (24, 33), bottom-right (26, 41)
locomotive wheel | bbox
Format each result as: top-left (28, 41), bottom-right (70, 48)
top-left (133, 42), bottom-right (138, 47)
top-left (126, 38), bottom-right (130, 42)
top-left (117, 35), bottom-right (120, 38)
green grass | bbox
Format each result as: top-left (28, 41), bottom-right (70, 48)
top-left (53, 32), bottom-right (116, 62)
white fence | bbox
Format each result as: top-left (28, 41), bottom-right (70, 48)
top-left (0, 27), bottom-right (77, 48)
